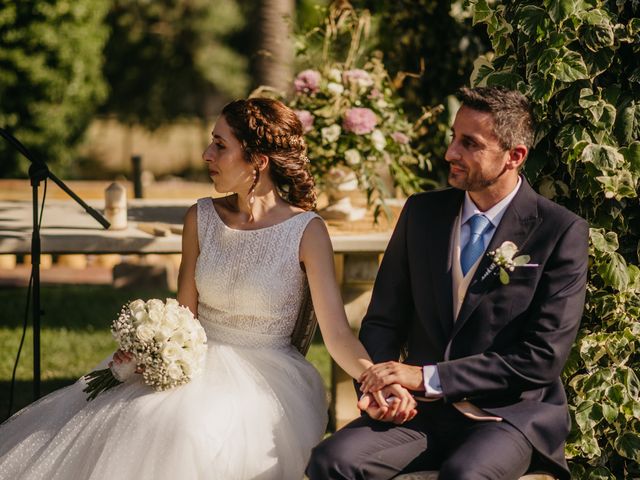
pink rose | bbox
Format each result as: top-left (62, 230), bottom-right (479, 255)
top-left (343, 69), bottom-right (373, 88)
top-left (391, 132), bottom-right (410, 144)
top-left (295, 110), bottom-right (314, 133)
top-left (294, 69), bottom-right (321, 94)
top-left (343, 107), bottom-right (378, 135)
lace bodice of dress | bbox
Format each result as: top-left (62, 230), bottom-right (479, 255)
top-left (195, 197), bottom-right (319, 349)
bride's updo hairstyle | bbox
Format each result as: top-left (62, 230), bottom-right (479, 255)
top-left (221, 98), bottom-right (317, 211)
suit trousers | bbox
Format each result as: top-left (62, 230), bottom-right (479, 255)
top-left (307, 400), bottom-right (533, 480)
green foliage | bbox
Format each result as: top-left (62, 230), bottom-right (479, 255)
top-left (101, 0), bottom-right (249, 129)
top-left (0, 0), bottom-right (109, 177)
top-left (468, 0), bottom-right (640, 477)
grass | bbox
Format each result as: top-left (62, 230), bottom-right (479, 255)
top-left (0, 285), bottom-right (332, 421)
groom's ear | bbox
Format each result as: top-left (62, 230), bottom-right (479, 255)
top-left (506, 144), bottom-right (528, 171)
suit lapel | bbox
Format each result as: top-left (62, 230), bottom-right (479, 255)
top-left (449, 179), bottom-right (541, 341)
top-left (423, 189), bottom-right (463, 341)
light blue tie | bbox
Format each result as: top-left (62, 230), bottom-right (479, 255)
top-left (461, 214), bottom-right (492, 276)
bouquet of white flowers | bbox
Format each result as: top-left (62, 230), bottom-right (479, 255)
top-left (83, 298), bottom-right (207, 401)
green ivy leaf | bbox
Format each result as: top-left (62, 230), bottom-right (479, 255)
top-left (472, 0), bottom-right (493, 26)
top-left (586, 466), bottom-right (616, 480)
top-left (575, 400), bottom-right (603, 431)
top-left (544, 0), bottom-right (577, 24)
top-left (590, 228), bottom-right (619, 253)
top-left (553, 48), bottom-right (589, 82)
top-left (615, 101), bottom-right (640, 145)
top-left (598, 251), bottom-right (629, 291)
top-left (517, 5), bottom-right (549, 38)
top-left (620, 142), bottom-right (640, 175)
top-left (580, 144), bottom-right (625, 171)
top-left (614, 433), bottom-right (640, 462)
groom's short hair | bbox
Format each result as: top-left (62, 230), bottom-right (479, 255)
top-left (456, 86), bottom-right (534, 151)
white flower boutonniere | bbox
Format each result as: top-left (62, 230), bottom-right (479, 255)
top-left (482, 241), bottom-right (538, 285)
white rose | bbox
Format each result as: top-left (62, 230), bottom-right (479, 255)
top-left (162, 309), bottom-right (180, 328)
top-left (170, 329), bottom-right (190, 347)
top-left (344, 149), bottom-right (361, 166)
top-left (154, 324), bottom-right (175, 343)
top-left (165, 298), bottom-right (179, 308)
top-left (166, 362), bottom-right (183, 381)
top-left (135, 324), bottom-right (155, 343)
top-left (146, 299), bottom-right (164, 312)
top-left (327, 82), bottom-right (344, 95)
top-left (376, 99), bottom-right (389, 109)
top-left (497, 241), bottom-right (518, 262)
top-left (162, 342), bottom-right (182, 362)
top-left (133, 309), bottom-right (150, 325)
top-left (328, 68), bottom-right (342, 83)
top-left (178, 359), bottom-right (193, 377)
top-left (128, 299), bottom-right (146, 315)
top-left (321, 124), bottom-right (342, 143)
top-left (370, 129), bottom-right (387, 152)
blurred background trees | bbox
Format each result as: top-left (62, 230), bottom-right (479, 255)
top-left (0, 0), bottom-right (109, 177)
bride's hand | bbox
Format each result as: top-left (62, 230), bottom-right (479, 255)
top-left (109, 350), bottom-right (144, 373)
top-left (110, 349), bottom-right (133, 365)
top-left (357, 384), bottom-right (417, 424)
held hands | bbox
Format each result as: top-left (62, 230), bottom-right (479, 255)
top-left (357, 384), bottom-right (418, 424)
top-left (359, 361), bottom-right (424, 393)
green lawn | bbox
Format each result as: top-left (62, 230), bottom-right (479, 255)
top-left (0, 285), bottom-right (331, 420)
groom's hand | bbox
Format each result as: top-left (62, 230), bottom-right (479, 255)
top-left (358, 384), bottom-right (417, 424)
top-left (359, 361), bottom-right (424, 393)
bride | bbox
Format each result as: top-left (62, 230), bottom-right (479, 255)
top-left (0, 98), bottom-right (415, 480)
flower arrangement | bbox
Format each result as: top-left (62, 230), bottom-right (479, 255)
top-left (286, 5), bottom-right (441, 220)
top-left (83, 298), bottom-right (207, 400)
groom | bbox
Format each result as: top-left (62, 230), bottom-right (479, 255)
top-left (307, 87), bottom-right (588, 480)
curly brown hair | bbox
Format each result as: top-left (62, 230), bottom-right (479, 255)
top-left (221, 98), bottom-right (317, 211)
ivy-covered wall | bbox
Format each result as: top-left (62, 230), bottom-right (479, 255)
top-left (468, 0), bottom-right (640, 477)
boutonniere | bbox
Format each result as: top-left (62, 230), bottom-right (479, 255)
top-left (481, 241), bottom-right (538, 285)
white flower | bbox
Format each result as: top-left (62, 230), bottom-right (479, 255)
top-left (495, 241), bottom-right (518, 263)
top-left (166, 362), bottom-right (184, 380)
top-left (321, 124), bottom-right (342, 143)
top-left (133, 309), bottom-right (150, 325)
top-left (153, 324), bottom-right (175, 343)
top-left (135, 324), bottom-right (155, 343)
top-left (370, 129), bottom-right (387, 151)
top-left (328, 68), bottom-right (342, 83)
top-left (146, 299), bottom-right (164, 312)
top-left (170, 328), bottom-right (190, 347)
top-left (344, 149), bottom-right (361, 166)
top-left (128, 299), bottom-right (146, 315)
top-left (327, 82), bottom-right (344, 95)
top-left (162, 342), bottom-right (182, 363)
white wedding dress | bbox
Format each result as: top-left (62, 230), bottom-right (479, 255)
top-left (0, 198), bottom-right (328, 480)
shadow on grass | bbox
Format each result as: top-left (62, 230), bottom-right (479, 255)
top-left (0, 285), bottom-right (173, 329)
top-left (1, 378), bottom-right (77, 422)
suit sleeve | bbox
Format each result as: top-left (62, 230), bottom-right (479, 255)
top-left (437, 217), bottom-right (589, 402)
top-left (358, 195), bottom-right (415, 363)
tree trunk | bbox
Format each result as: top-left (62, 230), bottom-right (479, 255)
top-left (254, 0), bottom-right (295, 94)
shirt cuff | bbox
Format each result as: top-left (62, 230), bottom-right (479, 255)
top-left (422, 364), bottom-right (443, 398)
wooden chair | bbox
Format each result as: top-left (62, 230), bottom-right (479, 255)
top-left (291, 283), bottom-right (318, 356)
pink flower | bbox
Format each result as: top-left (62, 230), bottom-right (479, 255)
top-left (294, 69), bottom-right (321, 94)
top-left (343, 107), bottom-right (378, 135)
top-left (368, 88), bottom-right (382, 99)
top-left (295, 110), bottom-right (314, 133)
top-left (343, 69), bottom-right (373, 88)
top-left (391, 132), bottom-right (410, 144)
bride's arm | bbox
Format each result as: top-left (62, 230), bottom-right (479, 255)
top-left (177, 204), bottom-right (199, 317)
top-left (299, 218), bottom-right (374, 380)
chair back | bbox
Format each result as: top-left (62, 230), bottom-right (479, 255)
top-left (291, 282), bottom-right (318, 356)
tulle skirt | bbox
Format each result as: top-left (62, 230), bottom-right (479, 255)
top-left (0, 341), bottom-right (328, 480)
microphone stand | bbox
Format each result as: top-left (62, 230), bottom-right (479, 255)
top-left (0, 128), bottom-right (110, 400)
